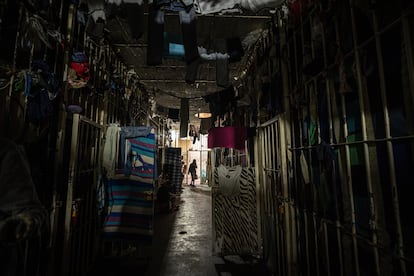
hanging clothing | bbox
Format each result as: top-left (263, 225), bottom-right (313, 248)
top-left (200, 118), bottom-right (212, 134)
top-left (106, 0), bottom-right (144, 4)
top-left (212, 167), bottom-right (258, 255)
top-left (119, 126), bottom-right (153, 172)
top-left (85, 0), bottom-right (106, 39)
top-left (203, 87), bottom-right (236, 120)
top-left (147, 3), bottom-right (200, 83)
top-left (240, 0), bottom-right (284, 12)
top-left (216, 165), bottom-right (242, 196)
top-left (180, 98), bottom-right (189, 138)
top-left (215, 39), bottom-right (229, 87)
top-left (86, 0), bottom-right (106, 22)
top-left (103, 125), bottom-right (121, 176)
top-left (103, 126), bottom-right (156, 242)
top-left (195, 0), bottom-right (240, 14)
top-left (125, 136), bottom-right (156, 177)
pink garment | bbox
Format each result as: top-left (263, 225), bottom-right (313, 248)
top-left (208, 126), bottom-right (247, 150)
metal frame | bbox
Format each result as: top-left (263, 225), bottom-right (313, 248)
top-left (255, 2), bottom-right (414, 276)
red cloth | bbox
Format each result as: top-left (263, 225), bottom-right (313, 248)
top-left (70, 61), bottom-right (90, 81)
top-left (208, 126), bottom-right (247, 150)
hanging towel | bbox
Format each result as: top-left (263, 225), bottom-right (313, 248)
top-left (103, 125), bottom-right (121, 176)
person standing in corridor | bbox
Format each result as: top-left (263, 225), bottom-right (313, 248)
top-left (188, 159), bottom-right (197, 187)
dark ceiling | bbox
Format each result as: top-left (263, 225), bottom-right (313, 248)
top-left (104, 8), bottom-right (274, 124)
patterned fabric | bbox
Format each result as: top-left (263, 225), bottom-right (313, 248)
top-left (127, 135), bottom-right (156, 177)
top-left (164, 148), bottom-right (182, 193)
top-left (103, 173), bottom-right (154, 242)
top-left (212, 167), bottom-right (258, 256)
top-left (103, 130), bottom-right (156, 242)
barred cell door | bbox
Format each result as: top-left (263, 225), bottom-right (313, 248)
top-left (255, 115), bottom-right (300, 276)
top-left (61, 114), bottom-right (103, 276)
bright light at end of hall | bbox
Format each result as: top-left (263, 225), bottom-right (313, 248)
top-left (195, 112), bottom-right (212, 119)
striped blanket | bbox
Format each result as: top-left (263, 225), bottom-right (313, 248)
top-left (128, 135), bottom-right (156, 178)
top-left (103, 134), bottom-right (155, 242)
top-left (103, 174), bottom-right (154, 242)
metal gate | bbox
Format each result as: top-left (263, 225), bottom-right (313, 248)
top-left (255, 116), bottom-right (297, 276)
top-left (62, 114), bottom-right (102, 276)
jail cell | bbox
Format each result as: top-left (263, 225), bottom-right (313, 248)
top-left (277, 2), bottom-right (414, 275)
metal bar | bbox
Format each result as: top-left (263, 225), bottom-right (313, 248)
top-left (254, 129), bottom-right (263, 258)
top-left (268, 126), bottom-right (274, 223)
top-left (372, 9), bottom-right (407, 276)
top-left (259, 116), bottom-right (279, 128)
top-left (271, 122), bottom-right (278, 213)
top-left (274, 121), bottom-right (283, 275)
top-left (312, 213), bottom-right (320, 275)
top-left (304, 82), bottom-right (320, 276)
top-left (303, 209), bottom-right (310, 276)
top-left (329, 83), bottom-right (345, 276)
top-left (321, 11), bottom-right (346, 269)
top-left (349, 2), bottom-right (382, 273)
top-left (323, 221), bottom-right (331, 276)
top-left (341, 90), bottom-right (360, 276)
top-left (289, 134), bottom-right (414, 150)
top-left (62, 113), bottom-right (80, 276)
top-left (280, 113), bottom-right (293, 276)
top-left (80, 115), bottom-right (103, 129)
top-left (333, 14), bottom-right (361, 276)
top-left (262, 128), bottom-right (269, 214)
top-left (278, 9), bottom-right (296, 275)
top-left (78, 122), bottom-right (89, 275)
top-left (402, 13), bottom-right (414, 108)
top-left (402, 8), bottom-right (414, 191)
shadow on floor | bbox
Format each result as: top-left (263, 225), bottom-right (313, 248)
top-left (90, 210), bottom-right (179, 276)
top-left (214, 255), bottom-right (272, 276)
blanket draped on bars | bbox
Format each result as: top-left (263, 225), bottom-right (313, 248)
top-left (103, 133), bottom-right (155, 242)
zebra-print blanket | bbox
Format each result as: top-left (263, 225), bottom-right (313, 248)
top-left (212, 167), bottom-right (258, 256)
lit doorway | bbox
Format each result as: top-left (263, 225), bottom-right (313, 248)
top-left (186, 134), bottom-right (209, 185)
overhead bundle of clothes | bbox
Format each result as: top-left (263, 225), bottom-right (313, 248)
top-left (147, 0), bottom-right (200, 84)
top-left (194, 0), bottom-right (285, 14)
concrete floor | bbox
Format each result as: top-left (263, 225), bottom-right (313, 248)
top-left (92, 184), bottom-right (270, 276)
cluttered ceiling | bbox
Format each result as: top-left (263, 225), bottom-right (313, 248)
top-left (100, 0), bottom-right (283, 124)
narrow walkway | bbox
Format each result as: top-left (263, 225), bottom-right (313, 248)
top-left (147, 184), bottom-right (270, 276)
top-left (93, 184), bottom-right (270, 276)
top-left (147, 185), bottom-right (218, 276)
